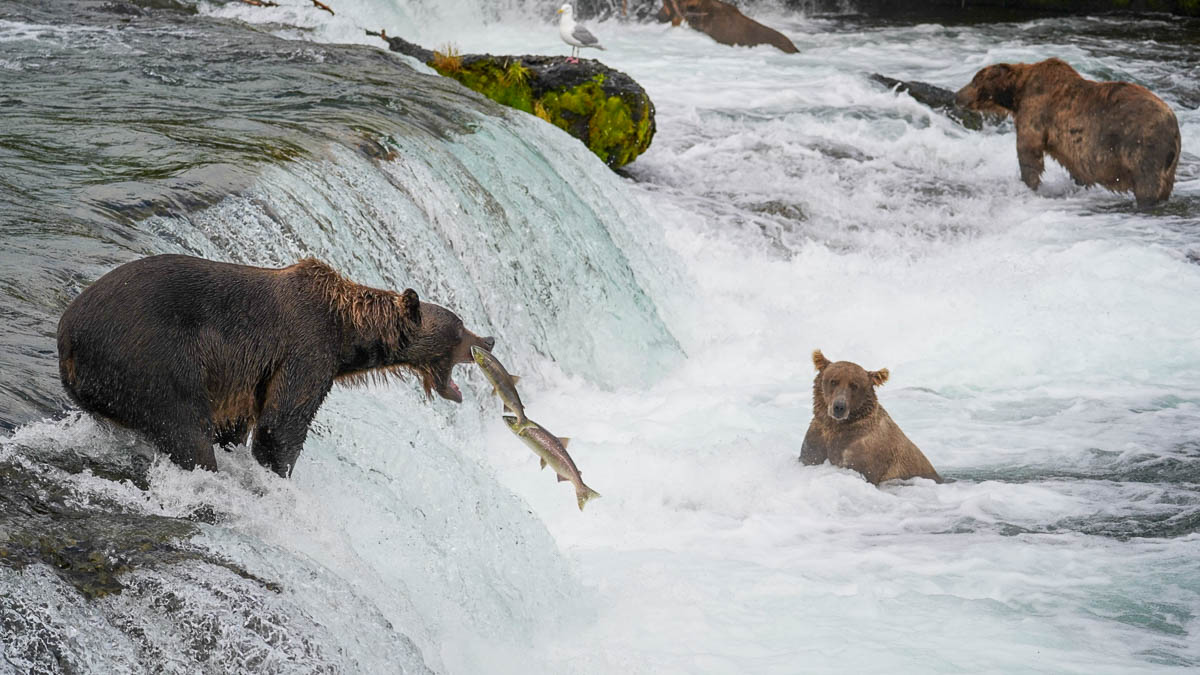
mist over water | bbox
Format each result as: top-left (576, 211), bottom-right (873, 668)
top-left (3, 0), bottom-right (1199, 672)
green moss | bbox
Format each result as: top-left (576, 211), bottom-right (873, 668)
top-left (436, 59), bottom-right (535, 114)
top-left (430, 60), bottom-right (653, 168)
top-left (534, 74), bottom-right (654, 168)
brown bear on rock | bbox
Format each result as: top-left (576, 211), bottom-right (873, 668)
top-left (57, 254), bottom-right (494, 478)
top-left (955, 58), bottom-right (1180, 208)
top-left (656, 0), bottom-right (799, 54)
top-left (799, 350), bottom-right (941, 486)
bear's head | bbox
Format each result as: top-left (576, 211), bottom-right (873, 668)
top-left (399, 289), bottom-right (495, 404)
top-left (656, 0), bottom-right (706, 26)
top-left (955, 63), bottom-right (1019, 115)
top-left (811, 350), bottom-right (888, 423)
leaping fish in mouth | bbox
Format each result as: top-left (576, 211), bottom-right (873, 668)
top-left (471, 345), bottom-right (530, 427)
top-left (504, 415), bottom-right (600, 511)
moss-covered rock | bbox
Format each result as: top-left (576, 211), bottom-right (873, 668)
top-left (379, 35), bottom-right (656, 169)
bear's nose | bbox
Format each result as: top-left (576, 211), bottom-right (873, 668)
top-left (481, 336), bottom-right (496, 351)
top-left (831, 400), bottom-right (848, 419)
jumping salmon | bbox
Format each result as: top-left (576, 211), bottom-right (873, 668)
top-left (503, 415), bottom-right (600, 511)
top-left (471, 345), bottom-right (528, 427)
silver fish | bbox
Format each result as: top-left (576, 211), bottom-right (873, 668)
top-left (504, 415), bottom-right (600, 511)
top-left (471, 345), bottom-right (528, 427)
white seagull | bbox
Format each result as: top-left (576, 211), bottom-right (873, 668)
top-left (557, 4), bottom-right (605, 63)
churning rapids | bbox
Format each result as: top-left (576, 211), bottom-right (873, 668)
top-left (2, 0), bottom-right (1198, 672)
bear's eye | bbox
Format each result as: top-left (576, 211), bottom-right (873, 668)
top-left (828, 379), bottom-right (838, 387)
top-left (849, 382), bottom-right (858, 391)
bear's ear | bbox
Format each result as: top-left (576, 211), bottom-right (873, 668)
top-left (400, 288), bottom-right (421, 324)
top-left (812, 350), bottom-right (831, 372)
top-left (869, 368), bottom-right (889, 387)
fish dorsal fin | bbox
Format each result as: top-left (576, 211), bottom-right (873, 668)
top-left (558, 437), bottom-right (570, 448)
top-left (511, 375), bottom-right (521, 385)
top-left (556, 474), bottom-right (568, 482)
top-left (539, 457), bottom-right (547, 469)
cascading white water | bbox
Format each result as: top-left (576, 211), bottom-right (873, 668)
top-left (4, 1), bottom-right (1199, 672)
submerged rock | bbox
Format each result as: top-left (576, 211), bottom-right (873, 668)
top-left (0, 455), bottom-right (274, 600)
top-left (379, 34), bottom-right (655, 168)
top-left (870, 73), bottom-right (1000, 131)
top-left (0, 434), bottom-right (432, 673)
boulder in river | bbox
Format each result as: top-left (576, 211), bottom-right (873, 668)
top-left (379, 34), bottom-right (656, 169)
top-left (870, 73), bottom-right (1001, 130)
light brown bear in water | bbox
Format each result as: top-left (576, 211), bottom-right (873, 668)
top-left (656, 0), bottom-right (799, 54)
top-left (799, 350), bottom-right (941, 485)
top-left (955, 58), bottom-right (1180, 209)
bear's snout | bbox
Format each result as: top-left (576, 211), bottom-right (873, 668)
top-left (481, 336), bottom-right (496, 351)
top-left (829, 398), bottom-right (849, 421)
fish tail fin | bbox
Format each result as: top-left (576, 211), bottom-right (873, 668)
top-left (576, 485), bottom-right (601, 511)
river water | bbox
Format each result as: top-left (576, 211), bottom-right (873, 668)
top-left (1, 0), bottom-right (1197, 672)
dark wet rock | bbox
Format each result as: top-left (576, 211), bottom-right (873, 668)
top-left (128, 0), bottom-right (198, 13)
top-left (0, 456), bottom-right (277, 599)
top-left (376, 33), bottom-right (655, 168)
top-left (101, 1), bottom-right (146, 16)
top-left (0, 433), bottom-right (432, 672)
top-left (870, 73), bottom-right (1002, 131)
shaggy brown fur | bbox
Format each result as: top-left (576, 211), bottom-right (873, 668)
top-left (58, 254), bottom-right (494, 477)
top-left (656, 0), bottom-right (798, 54)
top-left (799, 350), bottom-right (941, 486)
top-left (955, 58), bottom-right (1180, 208)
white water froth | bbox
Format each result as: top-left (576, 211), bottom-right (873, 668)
top-left (19, 3), bottom-right (1200, 673)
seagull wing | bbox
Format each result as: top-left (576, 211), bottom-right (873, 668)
top-left (572, 24), bottom-right (601, 47)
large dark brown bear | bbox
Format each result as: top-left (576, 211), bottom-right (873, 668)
top-left (656, 0), bottom-right (799, 54)
top-left (57, 254), bottom-right (494, 478)
top-left (799, 350), bottom-right (941, 486)
top-left (955, 58), bottom-right (1180, 208)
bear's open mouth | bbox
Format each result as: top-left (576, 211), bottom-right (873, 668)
top-left (437, 375), bottom-right (463, 403)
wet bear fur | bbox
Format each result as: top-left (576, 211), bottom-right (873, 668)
top-left (656, 0), bottom-right (799, 54)
top-left (57, 254), bottom-right (494, 477)
top-left (799, 350), bottom-right (941, 486)
top-left (955, 58), bottom-right (1180, 208)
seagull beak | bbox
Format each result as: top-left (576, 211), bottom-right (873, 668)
top-left (556, 8), bottom-right (563, 12)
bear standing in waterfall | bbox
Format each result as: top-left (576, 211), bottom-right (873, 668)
top-left (955, 58), bottom-right (1180, 208)
top-left (57, 254), bottom-right (495, 477)
top-left (799, 350), bottom-right (941, 486)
